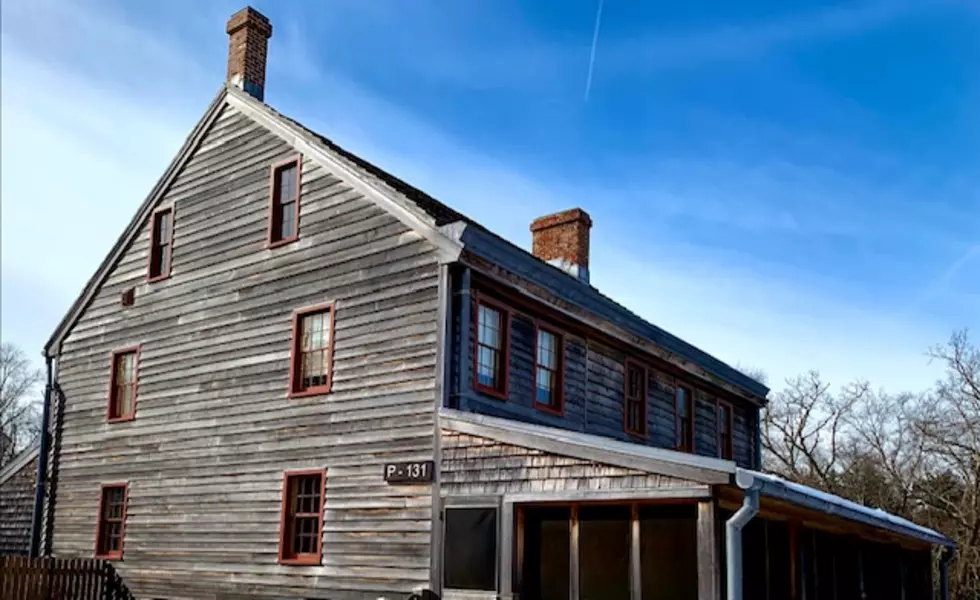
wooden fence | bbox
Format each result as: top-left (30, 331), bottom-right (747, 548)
top-left (0, 556), bottom-right (134, 600)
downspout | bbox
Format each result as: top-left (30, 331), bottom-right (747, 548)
top-left (939, 545), bottom-right (955, 600)
top-left (29, 354), bottom-right (54, 558)
top-left (726, 470), bottom-right (761, 600)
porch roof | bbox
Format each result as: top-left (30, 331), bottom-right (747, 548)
top-left (735, 469), bottom-right (955, 548)
top-left (440, 408), bottom-right (954, 548)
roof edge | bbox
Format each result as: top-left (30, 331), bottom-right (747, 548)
top-left (0, 442), bottom-right (40, 486)
top-left (737, 468), bottom-right (954, 548)
top-left (440, 407), bottom-right (734, 485)
top-left (44, 85), bottom-right (230, 357)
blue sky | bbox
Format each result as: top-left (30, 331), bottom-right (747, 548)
top-left (1, 0), bottom-right (977, 392)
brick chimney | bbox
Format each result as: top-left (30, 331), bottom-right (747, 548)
top-left (226, 7), bottom-right (272, 101)
top-left (530, 208), bottom-right (593, 284)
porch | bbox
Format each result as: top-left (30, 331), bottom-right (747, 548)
top-left (436, 409), bottom-right (952, 600)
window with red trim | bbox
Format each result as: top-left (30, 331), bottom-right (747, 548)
top-left (289, 305), bottom-right (335, 396)
top-left (107, 349), bottom-right (138, 422)
top-left (269, 158), bottom-right (300, 245)
top-left (675, 386), bottom-right (694, 452)
top-left (718, 402), bottom-right (733, 460)
top-left (624, 361), bottom-right (647, 436)
top-left (147, 207), bottom-right (173, 280)
top-left (533, 326), bottom-right (563, 413)
top-left (474, 300), bottom-right (508, 397)
top-left (279, 470), bottom-right (325, 564)
top-left (95, 484), bottom-right (128, 559)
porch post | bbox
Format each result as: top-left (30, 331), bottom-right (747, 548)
top-left (630, 503), bottom-right (641, 600)
top-left (500, 500), bottom-right (515, 599)
top-left (697, 500), bottom-right (721, 600)
top-left (570, 505), bottom-right (580, 600)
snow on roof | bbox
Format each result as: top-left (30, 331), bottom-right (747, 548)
top-left (741, 468), bottom-right (953, 547)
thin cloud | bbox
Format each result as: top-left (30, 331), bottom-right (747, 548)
top-left (584, 0), bottom-right (604, 101)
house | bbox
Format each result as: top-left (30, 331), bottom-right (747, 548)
top-left (33, 6), bottom-right (953, 600)
top-left (1, 442), bottom-right (39, 556)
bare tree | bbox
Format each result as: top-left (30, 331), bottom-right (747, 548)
top-left (0, 342), bottom-right (43, 468)
top-left (761, 370), bottom-right (863, 493)
top-left (916, 331), bottom-right (980, 597)
top-left (762, 330), bottom-right (980, 600)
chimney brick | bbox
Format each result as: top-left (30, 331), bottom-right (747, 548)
top-left (530, 208), bottom-right (593, 283)
top-left (226, 7), bottom-right (272, 101)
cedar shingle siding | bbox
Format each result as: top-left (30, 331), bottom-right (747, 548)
top-left (0, 453), bottom-right (37, 556)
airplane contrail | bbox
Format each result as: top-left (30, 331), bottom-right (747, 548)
top-left (584, 0), bottom-right (604, 101)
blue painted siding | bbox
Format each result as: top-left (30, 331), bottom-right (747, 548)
top-left (448, 283), bottom-right (761, 469)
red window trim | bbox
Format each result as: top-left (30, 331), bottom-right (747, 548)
top-left (267, 155), bottom-right (302, 248)
top-left (623, 359), bottom-right (648, 438)
top-left (472, 294), bottom-right (511, 400)
top-left (106, 347), bottom-right (140, 423)
top-left (146, 205), bottom-right (175, 282)
top-left (532, 322), bottom-right (565, 416)
top-left (278, 468), bottom-right (326, 566)
top-left (94, 482), bottom-right (129, 560)
top-left (675, 384), bottom-right (695, 452)
top-left (717, 400), bottom-right (734, 460)
top-left (288, 302), bottom-right (336, 398)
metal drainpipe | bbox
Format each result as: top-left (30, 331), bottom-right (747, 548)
top-left (727, 470), bottom-right (761, 600)
top-left (29, 355), bottom-right (54, 558)
top-left (939, 546), bottom-right (955, 600)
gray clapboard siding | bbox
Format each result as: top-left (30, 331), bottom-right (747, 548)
top-left (50, 104), bottom-right (442, 599)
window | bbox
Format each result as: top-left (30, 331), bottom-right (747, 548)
top-left (474, 299), bottom-right (509, 398)
top-left (268, 157), bottom-right (301, 246)
top-left (107, 348), bottom-right (138, 422)
top-left (534, 326), bottom-right (563, 414)
top-left (278, 470), bottom-right (325, 565)
top-left (95, 483), bottom-right (128, 559)
top-left (718, 401), bottom-right (733, 460)
top-left (147, 207), bottom-right (173, 281)
top-left (444, 507), bottom-right (498, 590)
top-left (624, 360), bottom-right (647, 436)
top-left (675, 386), bottom-right (694, 452)
top-left (289, 304), bottom-right (335, 397)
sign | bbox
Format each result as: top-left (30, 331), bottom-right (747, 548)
top-left (384, 461), bottom-right (435, 484)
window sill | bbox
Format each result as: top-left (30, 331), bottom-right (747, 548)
top-left (278, 555), bottom-right (321, 566)
top-left (267, 236), bottom-right (299, 249)
top-left (625, 429), bottom-right (648, 441)
top-left (106, 414), bottom-right (136, 424)
top-left (95, 552), bottom-right (123, 560)
top-left (288, 386), bottom-right (331, 399)
top-left (474, 383), bottom-right (507, 401)
top-left (146, 273), bottom-right (170, 284)
top-left (533, 401), bottom-right (564, 417)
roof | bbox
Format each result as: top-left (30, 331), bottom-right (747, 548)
top-left (737, 469), bottom-right (954, 548)
top-left (44, 84), bottom-right (767, 400)
top-left (0, 442), bottom-right (39, 486)
top-left (442, 408), bottom-right (952, 547)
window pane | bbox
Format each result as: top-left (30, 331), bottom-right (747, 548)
top-left (676, 388), bottom-right (688, 417)
top-left (478, 305), bottom-right (501, 348)
top-left (279, 201), bottom-right (296, 239)
top-left (444, 508), bottom-right (497, 590)
top-left (278, 164), bottom-right (297, 201)
top-left (477, 347), bottom-right (498, 387)
top-left (537, 330), bottom-right (556, 368)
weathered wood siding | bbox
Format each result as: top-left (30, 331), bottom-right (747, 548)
top-left (441, 431), bottom-right (699, 496)
top-left (455, 289), bottom-right (758, 469)
top-left (50, 104), bottom-right (442, 599)
top-left (0, 453), bottom-right (37, 556)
